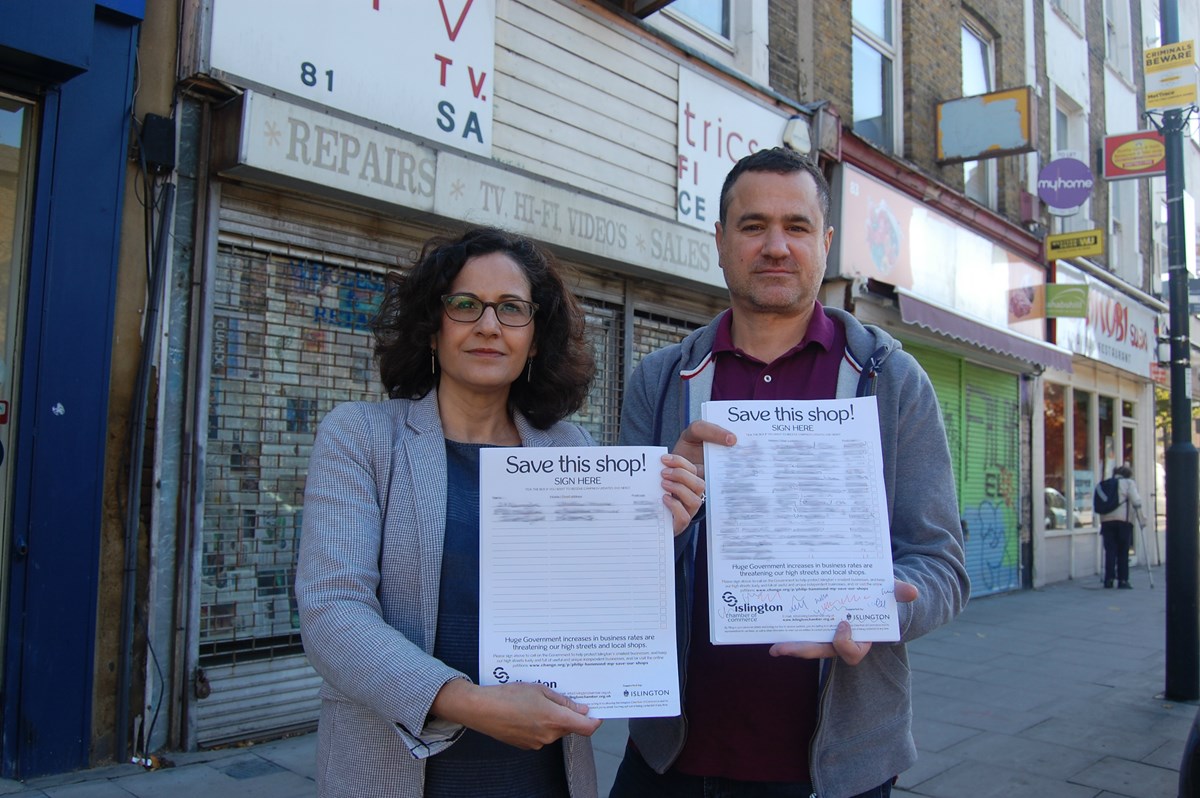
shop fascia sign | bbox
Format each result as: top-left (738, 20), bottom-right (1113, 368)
top-left (1053, 263), bottom-right (1154, 376)
top-left (676, 66), bottom-right (789, 232)
top-left (830, 163), bottom-right (1047, 337)
top-left (219, 91), bottom-right (725, 291)
top-left (206, 0), bottom-right (495, 157)
top-left (1037, 153), bottom-right (1094, 216)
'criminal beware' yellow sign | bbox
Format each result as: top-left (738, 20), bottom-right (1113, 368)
top-left (1144, 40), bottom-right (1197, 110)
top-left (1046, 229), bottom-right (1104, 260)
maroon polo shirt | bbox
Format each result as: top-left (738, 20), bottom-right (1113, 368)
top-left (673, 302), bottom-right (847, 782)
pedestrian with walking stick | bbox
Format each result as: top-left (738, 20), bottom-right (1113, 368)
top-left (1094, 465), bottom-right (1144, 589)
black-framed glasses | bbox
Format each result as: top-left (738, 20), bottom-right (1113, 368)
top-left (441, 294), bottom-right (539, 327)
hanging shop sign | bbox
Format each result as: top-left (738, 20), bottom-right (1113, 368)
top-left (1144, 40), bottom-right (1198, 111)
top-left (1044, 284), bottom-right (1089, 317)
top-left (1103, 130), bottom-right (1167, 180)
top-left (1036, 157), bottom-right (1094, 216)
top-left (935, 86), bottom-right (1036, 164)
top-left (207, 0), bottom-right (495, 157)
top-left (1045, 229), bottom-right (1104, 260)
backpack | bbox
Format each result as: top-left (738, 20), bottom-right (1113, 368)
top-left (1093, 477), bottom-right (1122, 515)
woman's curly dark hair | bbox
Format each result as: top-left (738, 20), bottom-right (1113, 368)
top-left (371, 226), bottom-right (595, 429)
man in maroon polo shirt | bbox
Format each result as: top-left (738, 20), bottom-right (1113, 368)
top-left (612, 147), bottom-right (969, 798)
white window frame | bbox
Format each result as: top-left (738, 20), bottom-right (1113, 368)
top-left (1108, 180), bottom-right (1141, 282)
top-left (1103, 0), bottom-right (1133, 81)
top-left (961, 20), bottom-right (997, 208)
top-left (851, 0), bottom-right (902, 154)
top-left (1050, 0), bottom-right (1083, 29)
top-left (647, 0), bottom-right (768, 84)
top-left (1051, 90), bottom-right (1092, 234)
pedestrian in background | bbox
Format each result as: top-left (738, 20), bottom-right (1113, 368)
top-left (611, 147), bottom-right (969, 798)
top-left (295, 226), bottom-right (706, 797)
top-left (1097, 465), bottom-right (1144, 589)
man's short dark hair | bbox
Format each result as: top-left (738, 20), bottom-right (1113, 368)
top-left (1114, 465), bottom-right (1133, 479)
top-left (371, 226), bottom-right (594, 429)
top-left (718, 146), bottom-right (831, 229)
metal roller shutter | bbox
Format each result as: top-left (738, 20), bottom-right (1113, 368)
top-left (959, 363), bottom-right (1021, 595)
top-left (195, 185), bottom-right (432, 745)
top-left (900, 342), bottom-right (1020, 596)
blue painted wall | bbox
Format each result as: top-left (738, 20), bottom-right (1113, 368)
top-left (0, 2), bottom-right (141, 778)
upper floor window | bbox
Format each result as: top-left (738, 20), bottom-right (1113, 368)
top-left (1109, 180), bottom-right (1140, 282)
top-left (961, 22), bottom-right (997, 208)
top-left (1103, 0), bottom-right (1132, 80)
top-left (1050, 0), bottom-right (1083, 28)
top-left (852, 0), bottom-right (899, 153)
top-left (668, 0), bottom-right (729, 38)
top-left (1051, 93), bottom-right (1092, 234)
top-left (648, 0), bottom-right (766, 83)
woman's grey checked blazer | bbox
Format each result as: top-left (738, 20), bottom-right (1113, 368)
top-left (295, 391), bottom-right (599, 797)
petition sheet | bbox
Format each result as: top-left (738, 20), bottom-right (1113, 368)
top-left (478, 446), bottom-right (679, 718)
top-left (701, 398), bottom-right (900, 644)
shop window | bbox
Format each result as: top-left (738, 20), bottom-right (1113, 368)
top-left (1073, 390), bottom-right (1093, 526)
top-left (1099, 395), bottom-right (1116, 477)
top-left (961, 21), bottom-right (997, 209)
top-left (852, 0), bottom-right (899, 153)
top-left (1043, 383), bottom-right (1066, 529)
top-left (202, 246), bottom-right (388, 665)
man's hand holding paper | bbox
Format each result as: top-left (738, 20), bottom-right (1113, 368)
top-left (700, 397), bottom-right (902, 648)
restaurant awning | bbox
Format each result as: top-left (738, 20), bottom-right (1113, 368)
top-left (897, 289), bottom-right (1074, 373)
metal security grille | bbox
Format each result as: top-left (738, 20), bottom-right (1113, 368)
top-left (574, 299), bottom-right (625, 444)
top-left (632, 308), bottom-right (707, 373)
top-left (201, 243), bottom-right (388, 667)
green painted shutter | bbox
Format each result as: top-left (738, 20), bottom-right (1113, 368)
top-left (959, 363), bottom-right (1020, 594)
top-left (901, 343), bottom-right (1020, 596)
top-left (902, 343), bottom-right (963, 488)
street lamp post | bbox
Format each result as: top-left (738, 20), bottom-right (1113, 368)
top-left (1156, 0), bottom-right (1200, 702)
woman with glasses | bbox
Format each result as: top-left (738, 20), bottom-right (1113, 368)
top-left (296, 226), bottom-right (705, 798)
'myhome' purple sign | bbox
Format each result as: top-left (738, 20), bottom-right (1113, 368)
top-left (1037, 157), bottom-right (1094, 213)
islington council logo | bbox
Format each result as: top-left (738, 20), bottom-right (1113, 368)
top-left (722, 591), bottom-right (783, 615)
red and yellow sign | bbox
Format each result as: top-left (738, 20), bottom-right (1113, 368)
top-left (1103, 130), bottom-right (1167, 180)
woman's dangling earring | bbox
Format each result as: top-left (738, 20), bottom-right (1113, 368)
top-left (526, 357), bottom-right (534, 383)
top-left (431, 348), bottom-right (437, 375)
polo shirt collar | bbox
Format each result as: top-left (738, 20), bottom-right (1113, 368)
top-left (713, 301), bottom-right (835, 362)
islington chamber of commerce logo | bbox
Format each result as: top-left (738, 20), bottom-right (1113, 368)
top-left (721, 591), bottom-right (783, 615)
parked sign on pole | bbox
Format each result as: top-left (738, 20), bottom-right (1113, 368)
top-left (1103, 130), bottom-right (1168, 180)
top-left (1145, 40), bottom-right (1198, 111)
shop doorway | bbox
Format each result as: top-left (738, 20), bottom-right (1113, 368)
top-left (0, 93), bottom-right (33, 684)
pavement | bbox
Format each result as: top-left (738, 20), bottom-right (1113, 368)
top-left (2, 566), bottom-right (1190, 797)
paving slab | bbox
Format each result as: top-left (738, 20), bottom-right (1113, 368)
top-left (11, 567), bottom-right (1192, 798)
